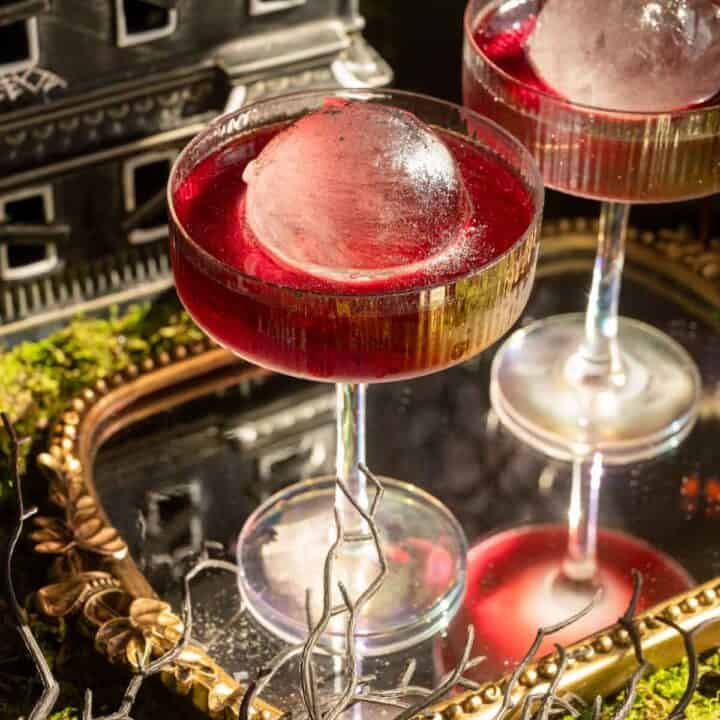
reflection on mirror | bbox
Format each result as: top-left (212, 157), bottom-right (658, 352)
top-left (91, 258), bottom-right (720, 702)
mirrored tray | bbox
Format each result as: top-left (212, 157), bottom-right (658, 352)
top-left (33, 220), bottom-right (720, 719)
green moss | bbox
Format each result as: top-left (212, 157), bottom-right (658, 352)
top-left (0, 299), bottom-right (205, 500)
top-left (562, 651), bottom-right (720, 720)
top-left (48, 708), bottom-right (80, 720)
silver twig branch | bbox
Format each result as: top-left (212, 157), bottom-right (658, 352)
top-left (654, 616), bottom-right (719, 720)
top-left (240, 461), bottom-right (489, 720)
top-left (311, 462), bottom-right (388, 720)
top-left (516, 645), bottom-right (569, 720)
top-left (3, 412), bottom-right (60, 720)
top-left (609, 571), bottom-right (650, 720)
top-left (494, 587), bottom-right (601, 720)
top-left (393, 625), bottom-right (480, 720)
top-left (242, 464), bottom-right (389, 720)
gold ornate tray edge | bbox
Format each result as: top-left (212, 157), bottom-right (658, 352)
top-left (440, 579), bottom-right (720, 720)
top-left (34, 342), bottom-right (281, 720)
top-left (26, 220), bottom-right (720, 720)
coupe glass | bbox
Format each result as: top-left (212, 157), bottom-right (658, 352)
top-left (459, 0), bottom-right (715, 656)
top-left (167, 89), bottom-right (544, 655)
top-left (464, 0), bottom-right (720, 465)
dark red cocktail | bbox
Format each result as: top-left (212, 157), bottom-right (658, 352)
top-left (168, 89), bottom-right (544, 654)
top-left (464, 0), bottom-right (720, 204)
top-left (170, 114), bottom-right (538, 383)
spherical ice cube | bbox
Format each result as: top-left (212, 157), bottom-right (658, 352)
top-left (527, 0), bottom-right (720, 112)
top-left (242, 101), bottom-right (471, 282)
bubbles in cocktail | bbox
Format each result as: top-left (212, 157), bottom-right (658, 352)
top-left (527, 0), bottom-right (720, 112)
top-left (243, 101), bottom-right (472, 282)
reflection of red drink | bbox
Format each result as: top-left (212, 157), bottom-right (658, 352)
top-left (438, 526), bottom-right (694, 681)
top-left (463, 0), bottom-right (720, 203)
top-left (170, 122), bottom-right (538, 382)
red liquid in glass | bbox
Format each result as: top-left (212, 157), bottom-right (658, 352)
top-left (474, 13), bottom-right (556, 102)
top-left (170, 123), bottom-right (536, 381)
top-left (472, 12), bottom-right (720, 110)
top-left (463, 1), bottom-right (720, 202)
top-left (437, 525), bottom-right (693, 680)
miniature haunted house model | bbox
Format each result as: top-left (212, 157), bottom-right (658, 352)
top-left (0, 0), bottom-right (391, 337)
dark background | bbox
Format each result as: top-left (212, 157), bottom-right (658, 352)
top-left (360, 0), bottom-right (720, 237)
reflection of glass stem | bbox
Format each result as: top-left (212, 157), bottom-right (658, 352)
top-left (563, 454), bottom-right (602, 583)
top-left (570, 201), bottom-right (629, 386)
top-left (562, 202), bottom-right (628, 582)
top-left (335, 383), bottom-right (370, 538)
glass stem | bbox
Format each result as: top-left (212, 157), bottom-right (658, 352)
top-left (335, 383), bottom-right (370, 537)
top-left (577, 201), bottom-right (630, 380)
top-left (562, 453), bottom-right (602, 583)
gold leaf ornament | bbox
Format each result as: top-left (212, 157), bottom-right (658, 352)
top-left (73, 512), bottom-right (127, 559)
top-left (31, 490), bottom-right (127, 561)
top-left (50, 549), bottom-right (86, 580)
top-left (31, 516), bottom-right (75, 554)
top-left (36, 452), bottom-right (70, 509)
top-left (95, 598), bottom-right (184, 668)
top-left (208, 680), bottom-right (243, 719)
top-left (83, 586), bottom-right (132, 628)
top-left (31, 513), bottom-right (127, 560)
top-left (160, 645), bottom-right (217, 697)
top-left (35, 450), bottom-right (128, 560)
top-left (36, 571), bottom-right (120, 618)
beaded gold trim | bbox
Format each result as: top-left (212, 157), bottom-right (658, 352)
top-left (433, 579), bottom-right (720, 720)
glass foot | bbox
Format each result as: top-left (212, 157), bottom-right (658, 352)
top-left (237, 476), bottom-right (467, 656)
top-left (438, 524), bottom-right (693, 680)
top-left (491, 313), bottom-right (701, 463)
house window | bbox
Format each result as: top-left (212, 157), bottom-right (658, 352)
top-left (0, 185), bottom-right (58, 281)
top-left (115, 0), bottom-right (178, 48)
top-left (249, 0), bottom-right (306, 16)
top-left (122, 150), bottom-right (177, 245)
top-left (0, 17), bottom-right (39, 75)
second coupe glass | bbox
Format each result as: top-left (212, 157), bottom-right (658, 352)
top-left (464, 0), bottom-right (719, 465)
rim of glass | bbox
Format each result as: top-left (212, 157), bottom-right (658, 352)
top-left (167, 87), bottom-right (544, 300)
top-left (464, 0), bottom-right (720, 122)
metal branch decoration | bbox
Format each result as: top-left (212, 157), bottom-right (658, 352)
top-left (608, 571), bottom-right (651, 720)
top-left (2, 411), bottom-right (60, 720)
top-left (238, 463), bottom-right (489, 720)
top-left (492, 588), bottom-right (600, 720)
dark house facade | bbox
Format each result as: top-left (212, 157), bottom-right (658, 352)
top-left (0, 0), bottom-right (391, 334)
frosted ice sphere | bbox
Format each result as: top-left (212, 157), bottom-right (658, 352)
top-left (243, 101), bottom-right (470, 281)
top-left (527, 0), bottom-right (720, 112)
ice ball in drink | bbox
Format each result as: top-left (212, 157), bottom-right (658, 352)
top-left (243, 100), bottom-right (472, 282)
top-left (527, 0), bottom-right (720, 112)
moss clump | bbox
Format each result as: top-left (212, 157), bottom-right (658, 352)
top-left (48, 710), bottom-right (80, 720)
top-left (564, 650), bottom-right (720, 720)
top-left (0, 298), bottom-right (205, 499)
